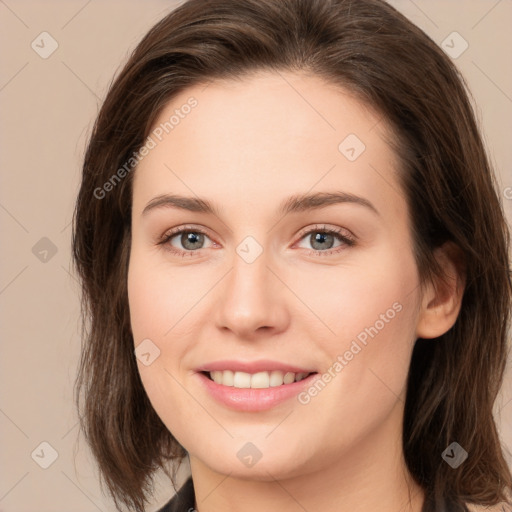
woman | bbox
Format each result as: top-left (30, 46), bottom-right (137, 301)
top-left (72, 0), bottom-right (512, 511)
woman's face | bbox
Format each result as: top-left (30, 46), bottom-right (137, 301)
top-left (128, 71), bottom-right (425, 480)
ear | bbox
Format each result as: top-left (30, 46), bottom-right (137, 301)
top-left (415, 241), bottom-right (466, 339)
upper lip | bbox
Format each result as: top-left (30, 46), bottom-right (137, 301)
top-left (196, 359), bottom-right (316, 374)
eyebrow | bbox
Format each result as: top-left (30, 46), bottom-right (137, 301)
top-left (142, 191), bottom-right (379, 217)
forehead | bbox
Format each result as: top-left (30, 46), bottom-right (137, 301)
top-left (132, 71), bottom-right (404, 219)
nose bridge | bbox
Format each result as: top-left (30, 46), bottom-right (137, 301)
top-left (214, 236), bottom-right (288, 336)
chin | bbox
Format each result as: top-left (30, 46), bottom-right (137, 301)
top-left (190, 439), bottom-right (317, 482)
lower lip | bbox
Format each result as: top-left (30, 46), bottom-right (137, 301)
top-left (196, 372), bottom-right (317, 412)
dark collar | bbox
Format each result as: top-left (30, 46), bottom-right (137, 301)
top-left (156, 477), bottom-right (463, 511)
top-left (157, 477), bottom-right (195, 512)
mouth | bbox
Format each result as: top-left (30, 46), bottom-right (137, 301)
top-left (195, 360), bottom-right (319, 411)
top-left (201, 370), bottom-right (317, 389)
top-left (196, 360), bottom-right (318, 412)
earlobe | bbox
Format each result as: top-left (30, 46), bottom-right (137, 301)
top-left (415, 242), bottom-right (466, 340)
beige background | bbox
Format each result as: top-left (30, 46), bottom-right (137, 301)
top-left (0, 1), bottom-right (511, 510)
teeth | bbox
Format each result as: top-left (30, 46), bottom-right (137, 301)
top-left (251, 371), bottom-right (269, 388)
top-left (208, 370), bottom-right (311, 388)
top-left (222, 370), bottom-right (234, 386)
top-left (233, 371), bottom-right (251, 388)
top-left (283, 372), bottom-right (295, 384)
top-left (269, 370), bottom-right (284, 387)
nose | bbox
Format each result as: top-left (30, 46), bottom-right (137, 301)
top-left (214, 247), bottom-right (290, 340)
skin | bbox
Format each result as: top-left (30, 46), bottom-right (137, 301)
top-left (127, 71), bottom-right (465, 512)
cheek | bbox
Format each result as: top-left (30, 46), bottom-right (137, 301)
top-left (127, 260), bottom-right (199, 446)
top-left (298, 245), bottom-right (420, 404)
top-left (127, 251), bottom-right (198, 342)
top-left (127, 251), bottom-right (214, 428)
top-left (296, 242), bottom-right (418, 345)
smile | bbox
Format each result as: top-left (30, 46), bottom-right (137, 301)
top-left (196, 361), bottom-right (319, 411)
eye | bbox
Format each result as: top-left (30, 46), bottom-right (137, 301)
top-left (158, 223), bottom-right (356, 257)
top-left (158, 226), bottom-right (214, 256)
top-left (295, 224), bottom-right (356, 256)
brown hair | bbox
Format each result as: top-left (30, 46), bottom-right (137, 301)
top-left (71, 0), bottom-right (512, 510)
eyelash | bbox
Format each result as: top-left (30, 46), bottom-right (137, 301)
top-left (157, 224), bottom-right (356, 258)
